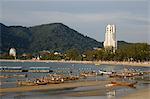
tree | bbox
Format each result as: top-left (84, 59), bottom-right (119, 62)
top-left (65, 48), bottom-right (81, 60)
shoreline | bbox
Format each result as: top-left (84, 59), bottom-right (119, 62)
top-left (1, 80), bottom-right (149, 99)
top-left (0, 59), bottom-right (150, 67)
top-left (0, 80), bottom-right (108, 93)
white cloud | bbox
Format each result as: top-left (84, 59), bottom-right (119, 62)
top-left (2, 10), bottom-right (148, 26)
top-left (1, 9), bottom-right (149, 43)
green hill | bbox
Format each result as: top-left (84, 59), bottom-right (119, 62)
top-left (0, 23), bottom-right (102, 53)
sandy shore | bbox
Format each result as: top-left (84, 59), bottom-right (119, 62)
top-left (121, 88), bottom-right (150, 99)
top-left (0, 81), bottom-right (149, 99)
top-left (0, 59), bottom-right (150, 67)
top-left (64, 86), bottom-right (150, 99)
top-left (0, 80), bottom-right (108, 93)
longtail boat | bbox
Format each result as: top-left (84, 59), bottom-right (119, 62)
top-left (35, 81), bottom-right (47, 85)
top-left (17, 81), bottom-right (37, 86)
top-left (80, 71), bottom-right (97, 77)
top-left (105, 81), bottom-right (137, 87)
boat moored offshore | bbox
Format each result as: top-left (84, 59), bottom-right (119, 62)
top-left (0, 66), bottom-right (22, 72)
top-left (28, 67), bottom-right (53, 73)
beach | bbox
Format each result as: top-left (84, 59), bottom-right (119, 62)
top-left (0, 80), bottom-right (108, 93)
top-left (0, 60), bottom-right (149, 99)
top-left (0, 59), bottom-right (150, 67)
top-left (122, 88), bottom-right (150, 99)
top-left (1, 80), bottom-right (149, 99)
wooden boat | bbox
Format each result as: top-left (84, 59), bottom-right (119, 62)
top-left (48, 80), bottom-right (63, 84)
top-left (33, 78), bottom-right (48, 85)
top-left (105, 81), bottom-right (137, 87)
top-left (36, 81), bottom-right (47, 85)
top-left (112, 81), bottom-right (137, 87)
top-left (18, 81), bottom-right (37, 86)
top-left (46, 77), bottom-right (64, 84)
top-left (109, 72), bottom-right (138, 78)
top-left (69, 76), bottom-right (79, 80)
top-left (42, 76), bottom-right (64, 84)
top-left (63, 76), bottom-right (79, 81)
top-left (109, 67), bottom-right (145, 78)
top-left (80, 71), bottom-right (97, 77)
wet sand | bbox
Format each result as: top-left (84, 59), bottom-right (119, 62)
top-left (64, 87), bottom-right (150, 99)
top-left (121, 88), bottom-right (150, 99)
top-left (65, 90), bottom-right (106, 97)
top-left (0, 59), bottom-right (150, 67)
top-left (0, 80), bottom-right (108, 93)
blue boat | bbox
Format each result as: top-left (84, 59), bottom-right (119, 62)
top-left (0, 66), bottom-right (22, 72)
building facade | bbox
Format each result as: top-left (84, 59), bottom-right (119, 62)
top-left (103, 24), bottom-right (117, 52)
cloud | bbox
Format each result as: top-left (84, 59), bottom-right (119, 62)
top-left (1, 4), bottom-right (149, 43)
top-left (1, 10), bottom-right (148, 26)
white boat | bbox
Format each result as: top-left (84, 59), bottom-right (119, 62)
top-left (98, 70), bottom-right (112, 75)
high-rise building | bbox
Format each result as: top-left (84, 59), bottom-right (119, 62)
top-left (103, 24), bottom-right (117, 52)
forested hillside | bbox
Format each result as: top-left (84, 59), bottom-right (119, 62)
top-left (0, 23), bottom-right (102, 53)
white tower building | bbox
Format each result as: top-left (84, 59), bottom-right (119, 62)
top-left (103, 24), bottom-right (117, 52)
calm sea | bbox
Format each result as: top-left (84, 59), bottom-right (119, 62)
top-left (0, 61), bottom-right (149, 99)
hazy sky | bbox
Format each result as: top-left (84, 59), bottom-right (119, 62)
top-left (1, 0), bottom-right (150, 43)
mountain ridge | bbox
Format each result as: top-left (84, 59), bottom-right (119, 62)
top-left (0, 23), bottom-right (103, 53)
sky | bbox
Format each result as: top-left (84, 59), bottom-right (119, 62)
top-left (1, 0), bottom-right (150, 43)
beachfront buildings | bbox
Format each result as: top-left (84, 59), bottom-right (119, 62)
top-left (103, 24), bottom-right (117, 52)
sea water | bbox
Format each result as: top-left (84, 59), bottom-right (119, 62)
top-left (0, 61), bottom-right (149, 99)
